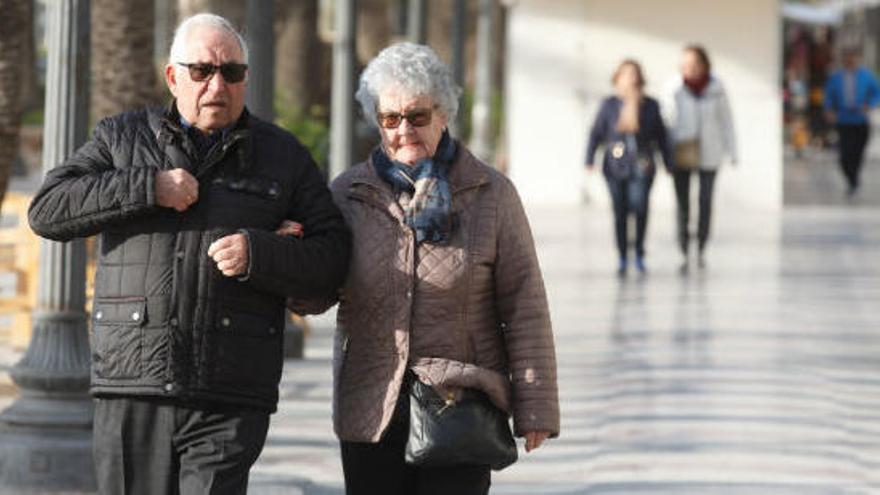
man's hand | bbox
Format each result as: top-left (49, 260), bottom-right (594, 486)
top-left (156, 168), bottom-right (199, 212)
top-left (208, 233), bottom-right (249, 277)
top-left (524, 430), bottom-right (551, 453)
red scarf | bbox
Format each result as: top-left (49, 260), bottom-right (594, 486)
top-left (684, 74), bottom-right (710, 97)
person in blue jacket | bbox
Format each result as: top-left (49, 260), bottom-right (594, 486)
top-left (586, 59), bottom-right (673, 275)
top-left (824, 47), bottom-right (880, 196)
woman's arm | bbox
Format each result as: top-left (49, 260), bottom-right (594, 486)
top-left (649, 99), bottom-right (674, 171)
top-left (493, 178), bottom-right (560, 440)
top-left (716, 84), bottom-right (738, 164)
top-left (585, 99), bottom-right (610, 167)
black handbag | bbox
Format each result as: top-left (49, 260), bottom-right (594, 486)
top-left (404, 378), bottom-right (518, 471)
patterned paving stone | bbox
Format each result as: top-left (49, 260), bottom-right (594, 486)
top-left (2, 179), bottom-right (877, 494)
top-left (247, 202), bottom-right (880, 494)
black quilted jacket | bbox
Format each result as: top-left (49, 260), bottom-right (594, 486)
top-left (28, 104), bottom-right (351, 412)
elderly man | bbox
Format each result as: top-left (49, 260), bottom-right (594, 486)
top-left (28, 13), bottom-right (350, 494)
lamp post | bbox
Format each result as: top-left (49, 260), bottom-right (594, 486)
top-left (246, 0), bottom-right (275, 121)
top-left (470, 0), bottom-right (495, 162)
top-left (0, 0), bottom-right (95, 491)
top-left (330, 0), bottom-right (356, 180)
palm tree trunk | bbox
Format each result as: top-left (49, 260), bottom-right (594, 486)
top-left (275, 0), bottom-right (321, 113)
top-left (357, 0), bottom-right (392, 64)
top-left (0, 0), bottom-right (32, 213)
top-left (91, 0), bottom-right (161, 121)
top-left (177, 0), bottom-right (245, 29)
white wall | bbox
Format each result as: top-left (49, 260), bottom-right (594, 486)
top-left (505, 0), bottom-right (782, 210)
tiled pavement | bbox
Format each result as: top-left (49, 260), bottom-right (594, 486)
top-left (245, 197), bottom-right (880, 494)
top-left (2, 152), bottom-right (879, 494)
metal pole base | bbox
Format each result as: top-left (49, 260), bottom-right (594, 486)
top-left (0, 311), bottom-right (94, 491)
top-left (0, 425), bottom-right (96, 493)
top-left (0, 392), bottom-right (93, 429)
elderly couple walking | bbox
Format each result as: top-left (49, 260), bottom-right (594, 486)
top-left (28, 12), bottom-right (559, 495)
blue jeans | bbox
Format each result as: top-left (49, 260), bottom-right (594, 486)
top-left (606, 171), bottom-right (654, 260)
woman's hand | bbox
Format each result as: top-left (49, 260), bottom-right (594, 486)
top-left (524, 430), bottom-right (550, 453)
top-left (275, 220), bottom-right (304, 238)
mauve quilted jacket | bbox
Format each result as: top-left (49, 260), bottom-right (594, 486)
top-left (326, 145), bottom-right (560, 443)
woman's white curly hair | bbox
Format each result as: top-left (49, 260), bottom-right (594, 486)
top-left (356, 42), bottom-right (461, 128)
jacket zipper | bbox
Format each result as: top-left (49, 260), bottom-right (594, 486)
top-left (195, 135), bottom-right (247, 179)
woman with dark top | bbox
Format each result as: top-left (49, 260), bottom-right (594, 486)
top-left (586, 59), bottom-right (673, 275)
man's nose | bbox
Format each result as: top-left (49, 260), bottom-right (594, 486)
top-left (206, 70), bottom-right (227, 91)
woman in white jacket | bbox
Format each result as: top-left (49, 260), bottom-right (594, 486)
top-left (669, 44), bottom-right (737, 270)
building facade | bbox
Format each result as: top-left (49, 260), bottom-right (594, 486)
top-left (505, 0), bottom-right (782, 210)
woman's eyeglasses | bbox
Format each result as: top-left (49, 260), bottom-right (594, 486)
top-left (376, 108), bottom-right (433, 129)
top-left (177, 62), bottom-right (248, 83)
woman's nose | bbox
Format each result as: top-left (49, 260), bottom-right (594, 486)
top-left (396, 118), bottom-right (416, 135)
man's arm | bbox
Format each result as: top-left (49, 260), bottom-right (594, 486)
top-left (865, 70), bottom-right (880, 108)
top-left (28, 118), bottom-right (162, 241)
top-left (235, 147), bottom-right (351, 300)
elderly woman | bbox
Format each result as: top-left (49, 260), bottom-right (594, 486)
top-left (293, 42), bottom-right (559, 494)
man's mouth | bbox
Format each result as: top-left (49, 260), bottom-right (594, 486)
top-left (202, 101), bottom-right (227, 108)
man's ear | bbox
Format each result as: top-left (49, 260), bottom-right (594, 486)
top-left (165, 64), bottom-right (178, 97)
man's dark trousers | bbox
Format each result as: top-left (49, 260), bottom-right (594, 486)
top-left (93, 397), bottom-right (269, 494)
top-left (837, 123), bottom-right (870, 191)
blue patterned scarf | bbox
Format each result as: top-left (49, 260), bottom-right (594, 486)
top-left (373, 130), bottom-right (457, 244)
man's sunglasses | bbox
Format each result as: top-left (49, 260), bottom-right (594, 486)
top-left (177, 62), bottom-right (248, 83)
top-left (376, 108), bottom-right (433, 129)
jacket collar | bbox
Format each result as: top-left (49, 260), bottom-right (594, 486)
top-left (350, 141), bottom-right (489, 194)
top-left (678, 76), bottom-right (722, 99)
top-left (151, 100), bottom-right (253, 176)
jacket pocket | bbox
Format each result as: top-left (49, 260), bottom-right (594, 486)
top-left (92, 297), bottom-right (147, 379)
top-left (209, 310), bottom-right (284, 391)
top-left (207, 176), bottom-right (283, 228)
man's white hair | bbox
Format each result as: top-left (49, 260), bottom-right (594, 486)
top-left (356, 42), bottom-right (461, 128)
top-left (169, 13), bottom-right (249, 65)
